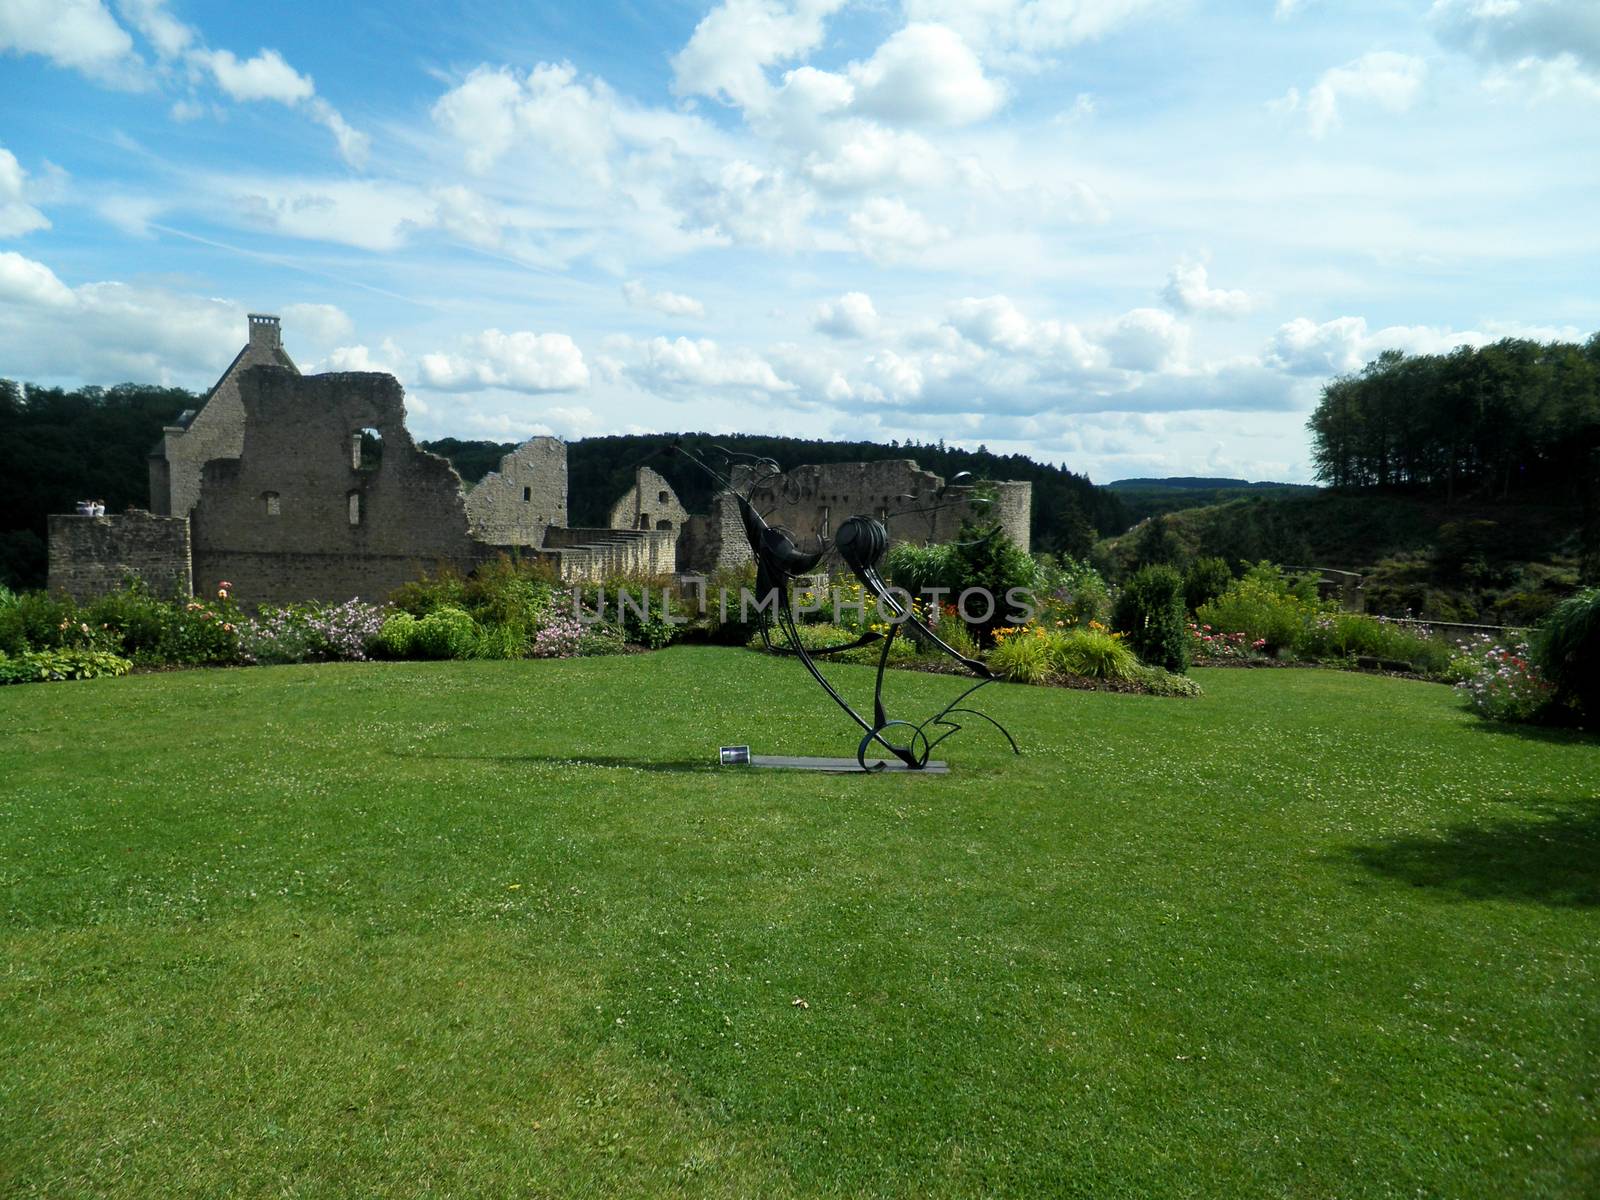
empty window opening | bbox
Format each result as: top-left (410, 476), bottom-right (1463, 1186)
top-left (348, 491), bottom-right (362, 526)
top-left (658, 489), bottom-right (670, 504)
top-left (352, 427), bottom-right (383, 472)
top-left (638, 513), bottom-right (651, 530)
top-left (522, 486), bottom-right (532, 502)
top-left (656, 519), bottom-right (672, 531)
top-left (263, 491), bottom-right (281, 516)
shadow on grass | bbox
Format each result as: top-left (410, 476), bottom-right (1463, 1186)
top-left (395, 751), bottom-right (715, 774)
top-left (1341, 800), bottom-right (1600, 907)
top-left (1461, 719), bottom-right (1597, 747)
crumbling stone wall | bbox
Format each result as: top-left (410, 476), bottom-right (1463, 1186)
top-left (465, 437), bottom-right (567, 546)
top-left (190, 367), bottom-right (483, 605)
top-left (46, 510), bottom-right (193, 601)
top-left (150, 314), bottom-right (298, 518)
top-left (677, 492), bottom-right (752, 576)
top-left (726, 460), bottom-right (1032, 571)
top-left (608, 466), bottom-right (690, 534)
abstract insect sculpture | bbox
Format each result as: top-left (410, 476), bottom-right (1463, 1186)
top-left (671, 442), bottom-right (1019, 771)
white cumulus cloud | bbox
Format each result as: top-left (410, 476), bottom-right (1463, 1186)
top-left (847, 196), bottom-right (949, 262)
top-left (622, 279), bottom-right (706, 318)
top-left (813, 291), bottom-right (879, 338)
top-left (1161, 261), bottom-right (1252, 317)
top-left (0, 146), bottom-right (51, 237)
top-left (847, 24), bottom-right (1006, 127)
top-left (671, 0), bottom-right (846, 113)
top-left (1275, 51), bottom-right (1427, 138)
top-left (0, 0), bottom-right (140, 84)
top-left (421, 330), bottom-right (590, 393)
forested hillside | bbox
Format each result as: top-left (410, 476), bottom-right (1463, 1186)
top-left (0, 380), bottom-right (196, 590)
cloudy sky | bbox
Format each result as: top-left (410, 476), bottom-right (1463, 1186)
top-left (2, 0), bottom-right (1596, 482)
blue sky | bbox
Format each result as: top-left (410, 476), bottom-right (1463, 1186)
top-left (2, 0), bottom-right (1597, 482)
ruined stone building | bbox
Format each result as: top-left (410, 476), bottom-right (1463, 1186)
top-left (48, 315), bottom-right (1032, 604)
top-left (606, 459), bottom-right (1031, 576)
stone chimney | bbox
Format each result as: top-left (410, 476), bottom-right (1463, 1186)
top-left (247, 313), bottom-right (281, 350)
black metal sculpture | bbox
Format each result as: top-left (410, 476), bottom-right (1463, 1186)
top-left (671, 442), bottom-right (1019, 771)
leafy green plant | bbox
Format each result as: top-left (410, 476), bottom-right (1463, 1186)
top-left (1051, 627), bottom-right (1137, 680)
top-left (1034, 555), bottom-right (1110, 627)
top-left (1112, 565), bottom-right (1190, 673)
top-left (374, 612), bottom-right (419, 659)
top-left (412, 606), bottom-right (478, 660)
top-left (1533, 587), bottom-right (1600, 722)
top-left (1130, 663), bottom-right (1204, 697)
top-left (0, 589), bottom-right (79, 655)
top-left (0, 647), bottom-right (132, 684)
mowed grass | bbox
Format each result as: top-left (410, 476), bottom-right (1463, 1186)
top-left (1, 648), bottom-right (1596, 1198)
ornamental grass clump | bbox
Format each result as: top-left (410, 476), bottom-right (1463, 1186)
top-left (1051, 626), bottom-right (1136, 680)
top-left (987, 625), bottom-right (1052, 684)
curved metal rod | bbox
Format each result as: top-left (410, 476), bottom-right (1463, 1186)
top-left (858, 564), bottom-right (991, 677)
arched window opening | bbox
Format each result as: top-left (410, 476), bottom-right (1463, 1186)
top-left (263, 491), bottom-right (281, 516)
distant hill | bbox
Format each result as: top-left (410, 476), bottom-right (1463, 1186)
top-left (1106, 477), bottom-right (1320, 525)
top-left (1107, 477), bottom-right (1316, 492)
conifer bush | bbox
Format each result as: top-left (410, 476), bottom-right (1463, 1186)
top-left (1112, 565), bottom-right (1190, 673)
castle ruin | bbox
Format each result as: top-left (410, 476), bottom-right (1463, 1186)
top-left (48, 315), bottom-right (1031, 603)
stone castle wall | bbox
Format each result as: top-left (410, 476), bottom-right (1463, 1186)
top-left (151, 314), bottom-right (297, 518)
top-left (465, 437), bottom-right (567, 546)
top-left (47, 511), bottom-right (192, 602)
top-left (189, 368), bottom-right (484, 605)
top-left (676, 493), bottom-right (752, 576)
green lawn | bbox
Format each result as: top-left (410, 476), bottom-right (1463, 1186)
top-left (2, 648), bottom-right (1596, 1198)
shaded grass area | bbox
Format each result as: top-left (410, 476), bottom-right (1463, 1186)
top-left (1, 650), bottom-right (1597, 1197)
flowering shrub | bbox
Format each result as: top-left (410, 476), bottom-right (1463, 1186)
top-left (238, 599), bottom-right (387, 664)
top-left (988, 625), bottom-right (1053, 683)
top-left (1188, 622), bottom-right (1262, 662)
top-left (1455, 641), bottom-right (1555, 723)
top-left (531, 612), bottom-right (585, 658)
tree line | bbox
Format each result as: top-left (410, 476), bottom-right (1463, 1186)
top-left (1307, 334), bottom-right (1600, 500)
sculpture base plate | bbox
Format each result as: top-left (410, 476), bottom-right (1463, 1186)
top-left (747, 755), bottom-right (948, 774)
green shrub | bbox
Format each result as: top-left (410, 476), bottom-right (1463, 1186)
top-left (1295, 612), bottom-right (1452, 676)
top-left (927, 616), bottom-right (980, 661)
top-left (0, 647), bottom-right (132, 684)
top-left (412, 606), bottom-right (478, 660)
top-left (884, 541), bottom-right (959, 596)
top-left (1130, 664), bottom-right (1203, 698)
top-left (1183, 557), bottom-right (1233, 615)
top-left (1534, 587), bottom-right (1600, 721)
top-left (0, 589), bottom-right (79, 655)
top-left (987, 629), bottom-right (1052, 683)
top-left (1112, 565), bottom-right (1190, 673)
top-left (1051, 627), bottom-right (1136, 680)
top-left (577, 622), bottom-right (628, 657)
top-left (373, 612), bottom-right (419, 659)
top-left (476, 623), bottom-right (530, 660)
top-left (390, 569), bottom-right (469, 618)
top-left (1196, 565), bottom-right (1317, 656)
top-left (1035, 555), bottom-right (1110, 627)
top-left (83, 580), bottom-right (173, 662)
